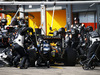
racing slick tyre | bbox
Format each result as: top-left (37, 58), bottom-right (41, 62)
top-left (63, 47), bottom-right (77, 66)
top-left (28, 49), bottom-right (37, 67)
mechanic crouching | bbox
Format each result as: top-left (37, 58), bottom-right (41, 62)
top-left (12, 27), bottom-right (34, 69)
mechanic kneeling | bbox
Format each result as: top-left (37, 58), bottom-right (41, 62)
top-left (12, 27), bottom-right (34, 69)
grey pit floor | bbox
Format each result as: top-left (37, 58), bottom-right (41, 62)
top-left (0, 66), bottom-right (100, 75)
top-left (0, 48), bottom-right (100, 75)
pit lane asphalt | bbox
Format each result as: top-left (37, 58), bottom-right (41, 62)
top-left (0, 48), bottom-right (100, 75)
top-left (0, 66), bottom-right (100, 75)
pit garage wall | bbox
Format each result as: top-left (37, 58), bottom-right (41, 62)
top-left (46, 10), bottom-right (66, 35)
top-left (72, 4), bottom-right (97, 30)
top-left (28, 12), bottom-right (41, 32)
top-left (28, 10), bottom-right (66, 35)
top-left (79, 12), bottom-right (97, 30)
top-left (0, 8), bottom-right (2, 18)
